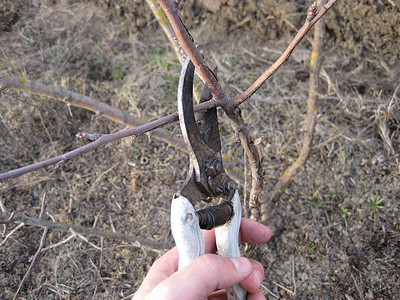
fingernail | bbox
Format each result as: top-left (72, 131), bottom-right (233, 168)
top-left (254, 270), bottom-right (264, 286)
top-left (263, 226), bottom-right (273, 239)
top-left (230, 258), bottom-right (251, 273)
top-left (256, 290), bottom-right (266, 300)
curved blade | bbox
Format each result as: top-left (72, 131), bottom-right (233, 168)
top-left (178, 59), bottom-right (206, 177)
top-left (177, 59), bottom-right (213, 202)
top-left (177, 59), bottom-right (228, 205)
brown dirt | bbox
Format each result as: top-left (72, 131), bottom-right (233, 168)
top-left (1, 0), bottom-right (399, 299)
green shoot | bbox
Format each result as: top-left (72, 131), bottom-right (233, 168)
top-left (307, 242), bottom-right (316, 251)
top-left (340, 207), bottom-right (350, 218)
top-left (366, 195), bottom-right (384, 215)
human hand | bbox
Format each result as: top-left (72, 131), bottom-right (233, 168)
top-left (134, 218), bottom-right (272, 300)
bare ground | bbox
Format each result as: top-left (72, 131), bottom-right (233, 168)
top-left (0, 1), bottom-right (399, 299)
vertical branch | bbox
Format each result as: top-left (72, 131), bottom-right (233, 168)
top-left (225, 109), bottom-right (263, 220)
top-left (146, 0), bottom-right (203, 100)
top-left (157, 0), bottom-right (337, 222)
top-left (146, 0), bottom-right (184, 65)
top-left (157, 0), bottom-right (226, 102)
top-left (264, 0), bottom-right (327, 212)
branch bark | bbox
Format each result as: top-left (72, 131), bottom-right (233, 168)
top-left (157, 0), bottom-right (227, 102)
top-left (264, 0), bottom-right (327, 212)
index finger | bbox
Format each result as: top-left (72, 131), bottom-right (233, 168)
top-left (204, 218), bottom-right (272, 253)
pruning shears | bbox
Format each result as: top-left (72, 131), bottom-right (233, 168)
top-left (171, 58), bottom-right (246, 299)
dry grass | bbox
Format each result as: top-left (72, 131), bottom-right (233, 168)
top-left (1, 1), bottom-right (399, 299)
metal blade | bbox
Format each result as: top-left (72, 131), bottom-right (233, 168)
top-left (177, 59), bottom-right (213, 203)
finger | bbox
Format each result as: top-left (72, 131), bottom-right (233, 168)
top-left (203, 218), bottom-right (272, 253)
top-left (135, 219), bottom-right (271, 298)
top-left (247, 290), bottom-right (266, 300)
top-left (208, 259), bottom-right (264, 299)
top-left (147, 254), bottom-right (253, 299)
top-left (208, 289), bottom-right (265, 300)
top-left (208, 290), bottom-right (226, 300)
top-left (133, 247), bottom-right (179, 299)
top-left (238, 218), bottom-right (272, 244)
top-left (238, 259), bottom-right (264, 293)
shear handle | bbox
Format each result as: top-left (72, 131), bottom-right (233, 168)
top-left (171, 191), bottom-right (247, 300)
top-left (215, 190), bottom-right (247, 300)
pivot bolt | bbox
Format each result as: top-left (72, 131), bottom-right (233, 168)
top-left (206, 158), bottom-right (222, 176)
top-left (225, 181), bottom-right (237, 192)
top-left (215, 185), bottom-right (224, 194)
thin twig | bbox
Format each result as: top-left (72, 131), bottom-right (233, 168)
top-left (232, 0), bottom-right (339, 107)
top-left (350, 272), bottom-right (365, 300)
top-left (0, 210), bottom-right (172, 250)
top-left (0, 211), bottom-right (15, 224)
top-left (0, 198), bottom-right (24, 244)
top-left (13, 194), bottom-right (49, 300)
top-left (13, 227), bottom-right (48, 300)
top-left (243, 149), bottom-right (248, 218)
top-left (92, 206), bottom-right (106, 229)
top-left (0, 223), bottom-right (24, 246)
top-left (312, 134), bottom-right (341, 153)
top-left (0, 99), bottom-right (214, 182)
top-left (0, 73), bottom-right (185, 150)
top-left (39, 193), bottom-right (46, 219)
top-left (272, 280), bottom-right (295, 296)
top-left (260, 284), bottom-right (279, 299)
top-left (265, 0), bottom-right (328, 208)
top-left (292, 254), bottom-right (297, 296)
top-left (40, 234), bottom-right (76, 253)
top-left (74, 231), bottom-right (102, 251)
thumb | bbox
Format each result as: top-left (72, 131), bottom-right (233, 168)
top-left (146, 254), bottom-right (252, 300)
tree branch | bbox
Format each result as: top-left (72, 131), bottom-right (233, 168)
top-left (0, 75), bottom-right (216, 181)
top-left (156, 0), bottom-right (339, 220)
top-left (232, 0), bottom-right (339, 107)
top-left (226, 109), bottom-right (263, 220)
top-left (265, 0), bottom-right (327, 210)
top-left (0, 73), bottom-right (186, 149)
top-left (0, 210), bottom-right (172, 250)
top-left (157, 0), bottom-right (227, 102)
top-left (1, 1), bottom-right (340, 222)
top-left (146, 0), bottom-right (185, 65)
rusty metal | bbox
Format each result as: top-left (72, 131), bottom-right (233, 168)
top-left (197, 202), bottom-right (234, 230)
top-left (176, 59), bottom-right (237, 229)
